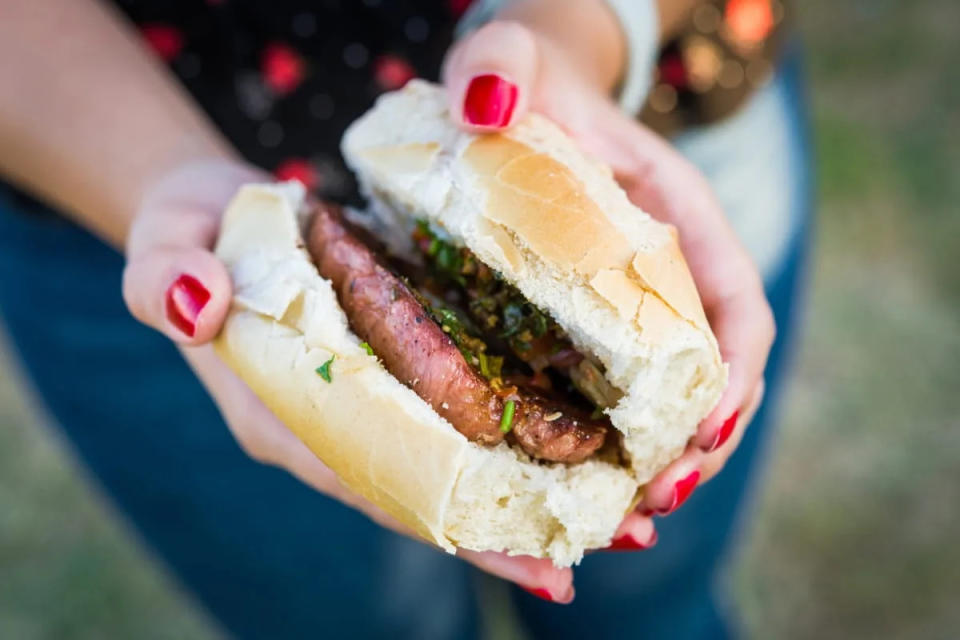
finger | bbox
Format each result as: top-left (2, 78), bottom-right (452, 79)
top-left (638, 446), bottom-right (706, 516)
top-left (598, 511), bottom-right (658, 551)
top-left (184, 346), bottom-right (417, 533)
top-left (588, 112), bottom-right (760, 312)
top-left (123, 160), bottom-right (265, 344)
top-left (457, 549), bottom-right (575, 604)
top-left (692, 285), bottom-right (775, 452)
top-left (183, 345), bottom-right (308, 466)
top-left (442, 20), bottom-right (538, 131)
top-left (122, 245), bottom-right (232, 344)
top-left (596, 120), bottom-right (775, 452)
top-left (700, 380), bottom-right (765, 483)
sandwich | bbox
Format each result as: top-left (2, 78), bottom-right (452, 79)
top-left (212, 81), bottom-right (726, 567)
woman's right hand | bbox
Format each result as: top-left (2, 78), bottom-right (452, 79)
top-left (120, 159), bottom-right (641, 603)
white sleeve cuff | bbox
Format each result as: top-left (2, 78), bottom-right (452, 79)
top-left (455, 0), bottom-right (505, 37)
top-left (604, 0), bottom-right (660, 115)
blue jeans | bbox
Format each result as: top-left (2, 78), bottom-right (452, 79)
top-left (0, 51), bottom-right (811, 639)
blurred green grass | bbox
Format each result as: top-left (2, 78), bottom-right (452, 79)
top-left (733, 1), bottom-right (960, 638)
top-left (0, 352), bottom-right (219, 639)
top-left (1, 1), bottom-right (958, 638)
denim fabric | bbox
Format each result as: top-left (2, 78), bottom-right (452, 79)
top-left (0, 48), bottom-right (811, 640)
top-left (0, 201), bottom-right (479, 640)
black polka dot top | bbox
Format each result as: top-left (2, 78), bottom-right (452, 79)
top-left (117, 0), bottom-right (787, 202)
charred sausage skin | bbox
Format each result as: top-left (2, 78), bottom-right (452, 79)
top-left (307, 204), bottom-right (607, 463)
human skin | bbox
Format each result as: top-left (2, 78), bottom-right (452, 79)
top-left (0, 0), bottom-right (770, 604)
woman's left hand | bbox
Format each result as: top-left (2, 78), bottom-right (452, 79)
top-left (442, 16), bottom-right (775, 540)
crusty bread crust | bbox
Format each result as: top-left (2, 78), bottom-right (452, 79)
top-left (213, 183), bottom-right (639, 566)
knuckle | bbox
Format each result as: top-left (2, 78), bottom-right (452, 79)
top-left (231, 421), bottom-right (278, 466)
top-left (475, 20), bottom-right (537, 54)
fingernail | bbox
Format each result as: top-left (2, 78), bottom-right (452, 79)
top-left (707, 410), bottom-right (740, 452)
top-left (522, 585), bottom-right (574, 605)
top-left (165, 274), bottom-right (210, 337)
top-left (604, 528), bottom-right (658, 551)
top-left (657, 470), bottom-right (701, 515)
top-left (463, 74), bottom-right (518, 127)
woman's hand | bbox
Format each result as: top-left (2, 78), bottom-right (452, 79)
top-left (443, 19), bottom-right (774, 519)
top-left (120, 158), bottom-right (590, 603)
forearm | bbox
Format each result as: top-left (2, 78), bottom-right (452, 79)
top-left (497, 0), bottom-right (698, 93)
top-left (0, 0), bottom-right (236, 249)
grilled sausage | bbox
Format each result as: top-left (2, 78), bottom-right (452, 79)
top-left (307, 204), bottom-right (607, 463)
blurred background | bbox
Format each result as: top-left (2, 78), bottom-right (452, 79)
top-left (1, 0), bottom-right (957, 638)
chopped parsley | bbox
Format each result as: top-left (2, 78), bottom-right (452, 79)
top-left (410, 218), bottom-right (611, 412)
top-left (413, 219), bottom-right (560, 356)
top-left (500, 400), bottom-right (516, 433)
top-left (315, 356), bottom-right (335, 382)
top-left (359, 341), bottom-right (375, 356)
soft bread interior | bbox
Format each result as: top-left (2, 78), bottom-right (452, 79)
top-left (342, 81), bottom-right (727, 482)
top-left (213, 182), bottom-right (638, 567)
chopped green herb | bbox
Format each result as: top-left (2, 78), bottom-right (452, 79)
top-left (532, 310), bottom-right (548, 338)
top-left (499, 302), bottom-right (524, 337)
top-left (477, 352), bottom-right (490, 378)
top-left (487, 355), bottom-right (504, 379)
top-left (436, 243), bottom-right (457, 271)
top-left (409, 218), bottom-right (609, 413)
top-left (437, 308), bottom-right (460, 327)
top-left (500, 400), bottom-right (516, 433)
top-left (359, 342), bottom-right (374, 356)
top-left (315, 356), bottom-right (335, 382)
top-left (591, 407), bottom-right (604, 420)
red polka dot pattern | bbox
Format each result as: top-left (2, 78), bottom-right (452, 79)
top-left (261, 43), bottom-right (306, 96)
top-left (373, 55), bottom-right (417, 91)
top-left (140, 24), bottom-right (184, 62)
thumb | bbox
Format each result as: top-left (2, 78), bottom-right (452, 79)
top-left (122, 160), bottom-right (264, 345)
top-left (443, 21), bottom-right (539, 131)
top-left (123, 242), bottom-right (232, 344)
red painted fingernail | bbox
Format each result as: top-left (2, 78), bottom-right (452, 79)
top-left (707, 410), bottom-right (740, 452)
top-left (463, 74), bottom-right (518, 127)
top-left (521, 585), bottom-right (574, 604)
top-left (657, 470), bottom-right (701, 515)
top-left (165, 274), bottom-right (210, 338)
top-left (522, 587), bottom-right (555, 602)
top-left (605, 528), bottom-right (658, 551)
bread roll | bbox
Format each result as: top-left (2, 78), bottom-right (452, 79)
top-left (342, 81), bottom-right (726, 484)
top-left (212, 81), bottom-right (725, 566)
